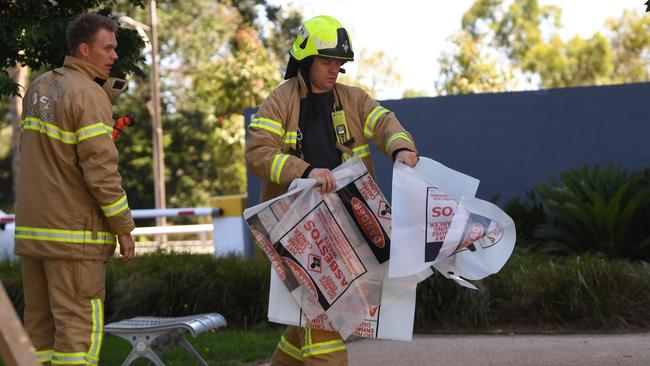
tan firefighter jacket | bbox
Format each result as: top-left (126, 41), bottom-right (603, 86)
top-left (14, 56), bottom-right (135, 261)
top-left (246, 74), bottom-right (417, 202)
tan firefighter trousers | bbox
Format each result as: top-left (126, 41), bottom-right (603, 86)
top-left (271, 325), bottom-right (348, 366)
top-left (21, 256), bottom-right (106, 366)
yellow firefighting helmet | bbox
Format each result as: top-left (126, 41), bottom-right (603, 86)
top-left (290, 15), bottom-right (354, 62)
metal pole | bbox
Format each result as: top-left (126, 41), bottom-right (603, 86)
top-left (148, 0), bottom-right (167, 247)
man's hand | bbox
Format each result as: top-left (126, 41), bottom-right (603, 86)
top-left (308, 168), bottom-right (337, 194)
top-left (117, 233), bottom-right (135, 263)
top-left (395, 150), bottom-right (419, 167)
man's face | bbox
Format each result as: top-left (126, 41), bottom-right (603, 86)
top-left (79, 28), bottom-right (118, 75)
top-left (309, 57), bottom-right (342, 93)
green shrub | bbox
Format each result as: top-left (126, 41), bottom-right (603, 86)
top-left (415, 249), bottom-right (650, 331)
top-left (0, 254), bottom-right (272, 328)
top-left (534, 164), bottom-right (650, 260)
top-left (4, 252), bottom-right (650, 333)
top-left (0, 259), bottom-right (23, 316)
top-left (105, 252), bottom-right (271, 328)
top-left (504, 190), bottom-right (546, 243)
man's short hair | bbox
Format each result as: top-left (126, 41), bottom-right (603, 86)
top-left (66, 13), bottom-right (118, 55)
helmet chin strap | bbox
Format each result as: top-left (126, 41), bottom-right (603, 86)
top-left (339, 68), bottom-right (346, 74)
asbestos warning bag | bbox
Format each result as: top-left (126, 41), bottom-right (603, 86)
top-left (244, 158), bottom-right (420, 340)
top-left (389, 157), bottom-right (516, 289)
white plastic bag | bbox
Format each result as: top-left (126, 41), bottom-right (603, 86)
top-left (245, 158), bottom-right (420, 340)
top-left (390, 157), bottom-right (516, 289)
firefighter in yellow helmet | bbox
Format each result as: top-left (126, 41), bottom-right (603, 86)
top-left (245, 15), bottom-right (418, 365)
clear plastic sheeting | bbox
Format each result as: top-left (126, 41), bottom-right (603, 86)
top-left (244, 158), bottom-right (423, 340)
top-left (390, 158), bottom-right (516, 289)
top-left (266, 266), bottom-right (428, 341)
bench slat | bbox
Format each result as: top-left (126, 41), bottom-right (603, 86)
top-left (105, 313), bottom-right (226, 337)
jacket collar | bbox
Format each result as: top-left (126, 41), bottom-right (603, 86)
top-left (63, 56), bottom-right (127, 100)
top-left (295, 72), bottom-right (341, 107)
top-left (63, 56), bottom-right (108, 84)
top-left (296, 73), bottom-right (308, 97)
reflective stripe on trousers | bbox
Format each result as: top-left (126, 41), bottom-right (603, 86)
top-left (37, 349), bottom-right (54, 363)
top-left (51, 299), bottom-right (104, 365)
top-left (301, 327), bottom-right (346, 358)
top-left (278, 335), bottom-right (304, 361)
top-left (277, 328), bottom-right (347, 360)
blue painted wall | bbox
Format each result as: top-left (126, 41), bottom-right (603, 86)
top-left (246, 82), bottom-right (650, 208)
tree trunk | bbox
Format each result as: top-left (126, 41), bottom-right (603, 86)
top-left (7, 64), bottom-right (29, 206)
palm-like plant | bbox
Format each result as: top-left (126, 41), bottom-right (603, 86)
top-left (535, 164), bottom-right (650, 260)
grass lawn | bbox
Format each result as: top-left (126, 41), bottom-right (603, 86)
top-left (100, 328), bottom-right (283, 365)
top-left (0, 328), bottom-right (283, 366)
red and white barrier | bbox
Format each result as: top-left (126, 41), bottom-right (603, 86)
top-left (0, 214), bottom-right (15, 224)
top-left (0, 206), bottom-right (246, 259)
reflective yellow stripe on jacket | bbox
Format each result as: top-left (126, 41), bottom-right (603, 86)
top-left (270, 153), bottom-right (290, 184)
top-left (363, 105), bottom-right (390, 138)
top-left (284, 131), bottom-right (298, 145)
top-left (250, 117), bottom-right (284, 137)
top-left (21, 117), bottom-right (111, 144)
top-left (15, 226), bottom-right (116, 245)
top-left (77, 122), bottom-right (113, 142)
top-left (385, 132), bottom-right (414, 151)
top-left (353, 144), bottom-right (370, 158)
top-left (101, 195), bottom-right (129, 217)
top-left (301, 327), bottom-right (346, 358)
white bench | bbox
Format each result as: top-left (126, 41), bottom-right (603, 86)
top-left (104, 313), bottom-right (227, 366)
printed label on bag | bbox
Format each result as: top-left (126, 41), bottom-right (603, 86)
top-left (338, 173), bottom-right (392, 263)
top-left (276, 201), bottom-right (367, 310)
top-left (454, 213), bottom-right (504, 254)
top-left (425, 187), bottom-right (457, 261)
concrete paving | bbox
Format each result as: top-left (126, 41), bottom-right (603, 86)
top-left (257, 333), bottom-right (650, 366)
top-left (346, 333), bottom-right (650, 366)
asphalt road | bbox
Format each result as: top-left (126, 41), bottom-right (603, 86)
top-left (258, 333), bottom-right (650, 366)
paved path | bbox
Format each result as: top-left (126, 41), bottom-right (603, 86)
top-left (258, 333), bottom-right (650, 366)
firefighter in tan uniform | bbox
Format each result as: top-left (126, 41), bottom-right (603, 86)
top-left (245, 15), bottom-right (419, 366)
top-left (14, 13), bottom-right (136, 366)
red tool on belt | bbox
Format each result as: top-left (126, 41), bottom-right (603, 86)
top-left (112, 113), bottom-right (135, 141)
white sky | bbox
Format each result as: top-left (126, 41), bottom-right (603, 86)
top-left (268, 0), bottom-right (646, 99)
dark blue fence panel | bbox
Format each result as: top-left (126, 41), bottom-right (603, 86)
top-left (246, 82), bottom-right (650, 208)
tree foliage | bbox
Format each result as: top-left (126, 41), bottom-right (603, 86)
top-left (0, 0), bottom-right (147, 97)
top-left (436, 30), bottom-right (517, 95)
top-left (0, 0), bottom-right (148, 211)
top-left (0, 0), bottom-right (301, 210)
top-left (338, 49), bottom-right (402, 99)
top-left (605, 10), bottom-right (650, 83)
top-left (109, 0), bottom-right (301, 208)
top-left (438, 0), bottom-right (650, 94)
